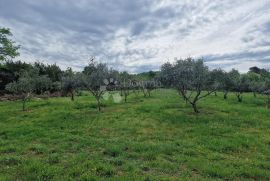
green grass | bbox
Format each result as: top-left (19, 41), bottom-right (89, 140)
top-left (0, 89), bottom-right (270, 180)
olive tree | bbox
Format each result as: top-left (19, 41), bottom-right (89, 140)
top-left (6, 77), bottom-right (33, 111)
top-left (119, 71), bottom-right (132, 103)
top-left (229, 69), bottom-right (249, 102)
top-left (265, 90), bottom-right (270, 109)
top-left (208, 69), bottom-right (225, 96)
top-left (221, 72), bottom-right (234, 99)
top-left (61, 68), bottom-right (82, 101)
top-left (263, 78), bottom-right (270, 109)
top-left (5, 69), bottom-right (51, 111)
top-left (209, 69), bottom-right (235, 99)
top-left (160, 58), bottom-right (215, 113)
top-left (246, 72), bottom-right (265, 97)
top-left (142, 80), bottom-right (158, 97)
top-left (82, 62), bottom-right (109, 111)
top-left (131, 80), bottom-right (141, 98)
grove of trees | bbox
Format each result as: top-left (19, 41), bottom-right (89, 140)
top-left (1, 27), bottom-right (270, 112)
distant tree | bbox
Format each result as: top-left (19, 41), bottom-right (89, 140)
top-left (142, 80), bottom-right (157, 97)
top-left (5, 69), bottom-right (39, 111)
top-left (61, 69), bottom-right (81, 101)
top-left (159, 62), bottom-right (174, 88)
top-left (4, 60), bottom-right (33, 79)
top-left (246, 72), bottom-right (264, 97)
top-left (0, 67), bottom-right (16, 91)
top-left (0, 28), bottom-right (20, 61)
top-left (230, 69), bottom-right (249, 102)
top-left (136, 71), bottom-right (158, 81)
top-left (249, 66), bottom-right (261, 74)
top-left (43, 63), bottom-right (62, 82)
top-left (64, 67), bottom-right (73, 76)
top-left (221, 72), bottom-right (235, 99)
top-left (6, 78), bottom-right (33, 111)
top-left (209, 70), bottom-right (235, 100)
top-left (131, 80), bottom-right (141, 98)
top-left (160, 58), bottom-right (215, 113)
top-left (119, 71), bottom-right (132, 102)
top-left (34, 62), bottom-right (62, 82)
top-left (260, 69), bottom-right (270, 79)
top-left (106, 69), bottom-right (120, 91)
top-left (82, 61), bottom-right (109, 111)
top-left (266, 90), bottom-right (270, 109)
top-left (208, 69), bottom-right (225, 96)
top-left (263, 78), bottom-right (270, 109)
top-left (33, 75), bottom-right (52, 94)
top-left (51, 81), bottom-right (61, 93)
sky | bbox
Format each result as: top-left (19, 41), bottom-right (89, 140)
top-left (1, 0), bottom-right (270, 73)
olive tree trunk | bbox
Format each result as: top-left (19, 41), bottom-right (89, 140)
top-left (223, 91), bottom-right (228, 100)
top-left (191, 103), bottom-right (199, 113)
top-left (21, 93), bottom-right (30, 111)
top-left (22, 98), bottom-right (26, 111)
top-left (71, 91), bottom-right (74, 101)
top-left (236, 92), bottom-right (242, 102)
top-left (267, 95), bottom-right (270, 109)
top-left (97, 97), bottom-right (101, 111)
top-left (253, 92), bottom-right (257, 98)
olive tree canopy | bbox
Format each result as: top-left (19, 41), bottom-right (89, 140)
top-left (160, 58), bottom-right (215, 113)
top-left (82, 62), bottom-right (109, 111)
top-left (5, 68), bottom-right (52, 111)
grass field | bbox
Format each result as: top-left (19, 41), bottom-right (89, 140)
top-left (0, 89), bottom-right (270, 180)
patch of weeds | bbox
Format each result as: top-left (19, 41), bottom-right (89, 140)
top-left (103, 146), bottom-right (122, 157)
top-left (143, 153), bottom-right (157, 161)
top-left (47, 154), bottom-right (60, 164)
top-left (89, 103), bottom-right (106, 109)
top-left (0, 146), bottom-right (17, 153)
top-left (142, 166), bottom-right (150, 172)
top-left (0, 131), bottom-right (8, 139)
top-left (19, 161), bottom-right (57, 181)
top-left (28, 144), bottom-right (48, 154)
top-left (109, 159), bottom-right (124, 166)
top-left (0, 156), bottom-right (21, 166)
top-left (95, 166), bottom-right (115, 177)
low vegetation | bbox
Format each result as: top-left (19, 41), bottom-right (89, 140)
top-left (1, 90), bottom-right (270, 180)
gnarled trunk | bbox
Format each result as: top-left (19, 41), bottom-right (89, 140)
top-left (123, 89), bottom-right (129, 103)
top-left (142, 88), bottom-right (147, 97)
top-left (22, 93), bottom-right (30, 111)
top-left (147, 89), bottom-right (151, 97)
top-left (191, 103), bottom-right (199, 113)
top-left (97, 97), bottom-right (101, 112)
top-left (22, 99), bottom-right (26, 111)
top-left (267, 95), bottom-right (270, 109)
top-left (223, 91), bottom-right (228, 100)
top-left (236, 92), bottom-right (242, 102)
top-left (120, 89), bottom-right (123, 96)
top-left (71, 91), bottom-right (74, 101)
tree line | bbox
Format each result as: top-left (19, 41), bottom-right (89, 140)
top-left (1, 58), bottom-right (270, 113)
top-left (159, 58), bottom-right (270, 112)
top-left (0, 59), bottom-right (159, 111)
top-left (1, 27), bottom-right (270, 113)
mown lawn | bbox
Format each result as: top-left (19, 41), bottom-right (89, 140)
top-left (0, 89), bottom-right (270, 180)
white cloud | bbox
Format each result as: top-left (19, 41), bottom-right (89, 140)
top-left (0, 0), bottom-right (270, 72)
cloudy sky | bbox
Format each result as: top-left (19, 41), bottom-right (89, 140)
top-left (1, 0), bottom-right (270, 73)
